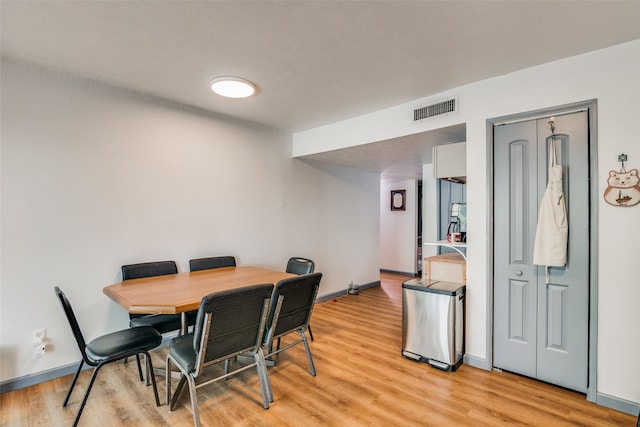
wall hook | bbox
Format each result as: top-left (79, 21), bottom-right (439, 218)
top-left (618, 153), bottom-right (627, 172)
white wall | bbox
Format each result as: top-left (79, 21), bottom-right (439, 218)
top-left (380, 179), bottom-right (417, 274)
top-left (421, 165), bottom-right (439, 262)
top-left (293, 40), bottom-right (640, 406)
top-left (0, 59), bottom-right (380, 383)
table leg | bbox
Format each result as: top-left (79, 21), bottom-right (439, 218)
top-left (180, 312), bottom-right (188, 335)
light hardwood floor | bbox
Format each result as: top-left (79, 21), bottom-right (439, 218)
top-left (1, 272), bottom-right (635, 426)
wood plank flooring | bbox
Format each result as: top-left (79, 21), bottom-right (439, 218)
top-left (1, 272), bottom-right (635, 426)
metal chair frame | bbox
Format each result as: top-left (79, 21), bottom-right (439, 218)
top-left (263, 273), bottom-right (322, 378)
top-left (285, 257), bottom-right (316, 341)
top-left (166, 284), bottom-right (273, 427)
top-left (54, 287), bottom-right (161, 427)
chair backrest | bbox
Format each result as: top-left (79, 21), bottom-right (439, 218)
top-left (189, 256), bottom-right (236, 272)
top-left (285, 257), bottom-right (315, 275)
top-left (54, 286), bottom-right (89, 362)
top-left (121, 261), bottom-right (179, 320)
top-left (121, 260), bottom-right (178, 280)
top-left (265, 273), bottom-right (322, 344)
top-left (192, 283), bottom-right (273, 375)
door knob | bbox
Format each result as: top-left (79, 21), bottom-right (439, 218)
top-left (515, 270), bottom-right (523, 276)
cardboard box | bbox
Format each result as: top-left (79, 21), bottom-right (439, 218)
top-left (424, 253), bottom-right (466, 284)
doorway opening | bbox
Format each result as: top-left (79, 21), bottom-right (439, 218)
top-left (437, 179), bottom-right (466, 256)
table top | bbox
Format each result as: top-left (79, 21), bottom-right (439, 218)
top-left (103, 266), bottom-right (294, 315)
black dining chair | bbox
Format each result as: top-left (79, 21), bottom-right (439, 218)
top-left (54, 286), bottom-right (162, 427)
top-left (187, 256), bottom-right (237, 330)
top-left (166, 283), bottom-right (274, 427)
top-left (262, 272), bottom-right (322, 392)
top-left (122, 261), bottom-right (184, 333)
top-left (285, 257), bottom-right (315, 276)
top-left (121, 261), bottom-right (186, 381)
top-left (285, 257), bottom-right (316, 341)
top-left (188, 255), bottom-right (236, 272)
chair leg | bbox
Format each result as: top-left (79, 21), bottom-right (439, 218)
top-left (143, 351), bottom-right (160, 407)
top-left (72, 363), bottom-right (103, 427)
top-left (254, 347), bottom-right (273, 406)
top-left (169, 375), bottom-right (188, 411)
top-left (63, 361), bottom-right (84, 407)
top-left (70, 354), bottom-right (159, 427)
top-left (307, 325), bottom-right (314, 341)
top-left (185, 374), bottom-right (200, 427)
top-left (166, 355), bottom-right (187, 410)
top-left (300, 331), bottom-right (316, 376)
top-left (135, 353), bottom-right (144, 382)
top-left (166, 355), bottom-right (172, 406)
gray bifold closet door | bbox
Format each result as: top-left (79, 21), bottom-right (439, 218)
top-left (493, 111), bottom-right (589, 393)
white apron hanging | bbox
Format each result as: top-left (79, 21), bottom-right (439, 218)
top-left (533, 137), bottom-right (568, 270)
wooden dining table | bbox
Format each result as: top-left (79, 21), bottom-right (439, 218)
top-left (103, 266), bottom-right (294, 334)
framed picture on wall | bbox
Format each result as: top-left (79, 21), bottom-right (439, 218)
top-left (391, 190), bottom-right (406, 211)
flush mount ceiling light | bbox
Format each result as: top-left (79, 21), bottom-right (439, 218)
top-left (209, 77), bottom-right (256, 98)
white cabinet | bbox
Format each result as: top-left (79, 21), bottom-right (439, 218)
top-left (432, 142), bottom-right (466, 181)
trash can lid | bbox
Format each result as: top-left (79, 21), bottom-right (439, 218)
top-left (402, 279), bottom-right (465, 295)
top-left (427, 281), bottom-right (465, 295)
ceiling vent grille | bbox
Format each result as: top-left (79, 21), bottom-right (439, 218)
top-left (413, 96), bottom-right (458, 122)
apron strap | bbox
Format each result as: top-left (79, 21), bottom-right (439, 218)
top-left (549, 137), bottom-right (557, 167)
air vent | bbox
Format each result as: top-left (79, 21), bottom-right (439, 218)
top-left (413, 96), bottom-right (458, 122)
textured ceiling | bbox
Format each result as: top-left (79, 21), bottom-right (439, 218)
top-left (2, 1), bottom-right (639, 179)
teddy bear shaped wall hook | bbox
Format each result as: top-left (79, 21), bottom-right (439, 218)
top-left (603, 153), bottom-right (640, 207)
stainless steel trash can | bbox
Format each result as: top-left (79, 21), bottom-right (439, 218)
top-left (401, 278), bottom-right (465, 371)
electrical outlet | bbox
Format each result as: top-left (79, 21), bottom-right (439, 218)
top-left (32, 328), bottom-right (46, 345)
top-left (36, 343), bottom-right (46, 355)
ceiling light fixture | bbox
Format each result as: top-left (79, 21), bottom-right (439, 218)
top-left (209, 77), bottom-right (256, 98)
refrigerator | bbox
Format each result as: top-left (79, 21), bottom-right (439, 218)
top-left (402, 278), bottom-right (465, 371)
